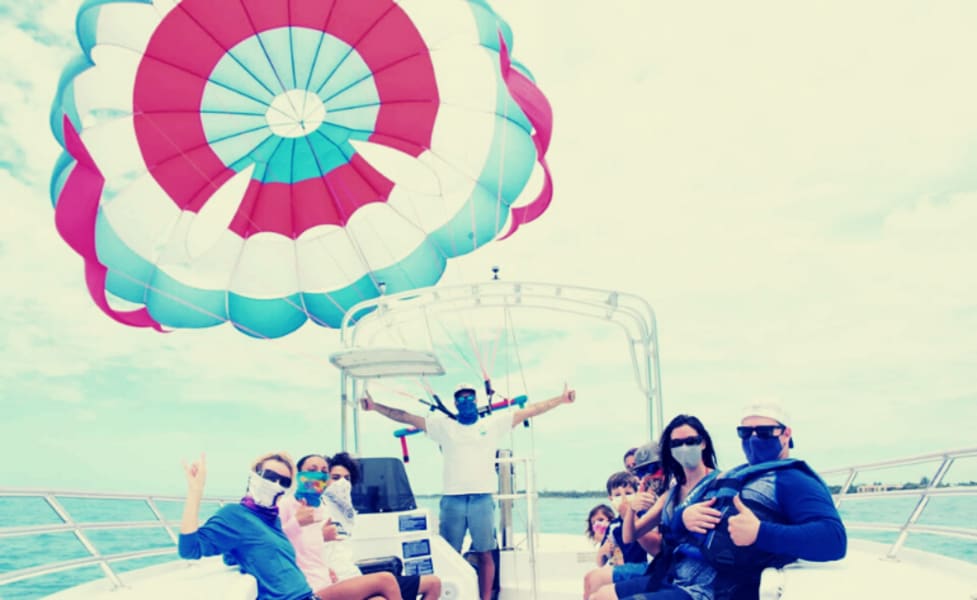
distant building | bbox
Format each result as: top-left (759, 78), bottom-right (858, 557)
top-left (856, 483), bottom-right (899, 493)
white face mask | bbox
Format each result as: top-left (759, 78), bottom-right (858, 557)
top-left (247, 472), bottom-right (287, 508)
top-left (328, 477), bottom-right (352, 501)
top-left (324, 477), bottom-right (356, 522)
top-left (672, 444), bottom-right (703, 470)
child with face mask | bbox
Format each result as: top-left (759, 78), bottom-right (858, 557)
top-left (586, 504), bottom-right (615, 547)
top-left (582, 471), bottom-right (652, 598)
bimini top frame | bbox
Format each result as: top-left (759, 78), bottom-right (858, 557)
top-left (331, 280), bottom-right (663, 454)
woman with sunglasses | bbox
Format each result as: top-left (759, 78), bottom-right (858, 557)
top-left (592, 415), bottom-right (719, 600)
top-left (179, 452), bottom-right (403, 600)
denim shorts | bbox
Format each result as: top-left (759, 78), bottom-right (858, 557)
top-left (613, 561), bottom-right (649, 583)
top-left (439, 493), bottom-right (497, 553)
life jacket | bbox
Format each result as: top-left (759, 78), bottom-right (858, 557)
top-left (696, 458), bottom-right (825, 571)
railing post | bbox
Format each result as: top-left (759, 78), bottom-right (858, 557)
top-left (146, 497), bottom-right (178, 545)
top-left (497, 449), bottom-right (515, 550)
top-left (886, 456), bottom-right (955, 560)
top-left (44, 495), bottom-right (126, 589)
top-left (835, 468), bottom-right (858, 509)
top-left (524, 457), bottom-right (539, 599)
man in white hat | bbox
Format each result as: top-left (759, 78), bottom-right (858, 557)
top-left (677, 398), bottom-right (847, 600)
top-left (361, 383), bottom-right (575, 600)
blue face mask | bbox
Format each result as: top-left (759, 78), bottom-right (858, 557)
top-left (742, 436), bottom-right (784, 465)
top-left (456, 398), bottom-right (479, 426)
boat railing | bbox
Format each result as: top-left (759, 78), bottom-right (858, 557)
top-left (821, 446), bottom-right (977, 560)
top-left (0, 488), bottom-right (235, 591)
top-left (495, 452), bottom-right (540, 598)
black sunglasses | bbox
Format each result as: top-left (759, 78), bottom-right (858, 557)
top-left (634, 461), bottom-right (662, 477)
top-left (669, 435), bottom-right (703, 448)
top-left (736, 425), bottom-right (784, 440)
top-left (259, 469), bottom-right (292, 489)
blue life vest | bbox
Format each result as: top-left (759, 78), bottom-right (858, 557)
top-left (696, 458), bottom-right (825, 570)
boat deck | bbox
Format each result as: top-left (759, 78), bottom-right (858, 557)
top-left (40, 536), bottom-right (977, 600)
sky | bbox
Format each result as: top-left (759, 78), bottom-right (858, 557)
top-left (1, 0), bottom-right (976, 498)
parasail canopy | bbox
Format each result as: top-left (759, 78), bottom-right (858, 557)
top-left (51, 0), bottom-right (553, 338)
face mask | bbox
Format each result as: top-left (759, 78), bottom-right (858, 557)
top-left (592, 519), bottom-right (609, 538)
top-left (247, 472), bottom-right (287, 508)
top-left (742, 436), bottom-right (784, 465)
top-left (456, 398), bottom-right (479, 426)
top-left (672, 444), bottom-right (703, 470)
top-left (327, 477), bottom-right (352, 502)
top-left (324, 477), bottom-right (356, 522)
top-left (295, 471), bottom-right (329, 507)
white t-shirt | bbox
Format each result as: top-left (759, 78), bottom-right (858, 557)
top-left (425, 411), bottom-right (512, 495)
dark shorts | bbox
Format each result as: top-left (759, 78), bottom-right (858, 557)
top-left (616, 575), bottom-right (653, 597)
top-left (395, 574), bottom-right (420, 599)
top-left (617, 580), bottom-right (693, 600)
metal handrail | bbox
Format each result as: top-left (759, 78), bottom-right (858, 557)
top-left (0, 548), bottom-right (178, 587)
top-left (823, 446), bottom-right (977, 559)
top-left (0, 489), bottom-right (235, 590)
top-left (494, 454), bottom-right (540, 599)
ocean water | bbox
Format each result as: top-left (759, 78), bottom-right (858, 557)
top-left (0, 494), bottom-right (974, 599)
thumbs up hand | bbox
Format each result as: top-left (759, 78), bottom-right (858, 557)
top-left (295, 500), bottom-right (316, 526)
top-left (727, 494), bottom-right (761, 547)
top-left (321, 517), bottom-right (338, 542)
top-left (630, 476), bottom-right (656, 512)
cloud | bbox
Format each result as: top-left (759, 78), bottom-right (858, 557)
top-left (2, 0), bottom-right (977, 499)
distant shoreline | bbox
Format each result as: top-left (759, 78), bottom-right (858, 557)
top-left (414, 481), bottom-right (977, 499)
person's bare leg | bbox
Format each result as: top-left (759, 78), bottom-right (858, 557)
top-left (589, 581), bottom-right (620, 600)
top-left (583, 566), bottom-right (613, 598)
top-left (477, 550), bottom-right (495, 600)
top-left (317, 572), bottom-right (403, 600)
top-left (418, 574), bottom-right (442, 599)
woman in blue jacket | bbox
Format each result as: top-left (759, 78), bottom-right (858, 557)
top-left (178, 451), bottom-right (402, 600)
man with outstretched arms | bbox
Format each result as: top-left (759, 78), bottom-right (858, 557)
top-left (361, 383), bottom-right (576, 600)
top-left (678, 400), bottom-right (846, 600)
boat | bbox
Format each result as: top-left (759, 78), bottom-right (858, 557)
top-left (2, 281), bottom-right (976, 599)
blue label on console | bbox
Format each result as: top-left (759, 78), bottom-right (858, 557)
top-left (402, 538), bottom-right (431, 559)
top-left (404, 557), bottom-right (434, 576)
top-left (398, 514), bottom-right (428, 532)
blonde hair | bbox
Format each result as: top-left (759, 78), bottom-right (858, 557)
top-left (251, 451), bottom-right (296, 479)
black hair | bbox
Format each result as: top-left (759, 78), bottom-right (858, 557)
top-left (659, 414), bottom-right (718, 488)
top-left (605, 470), bottom-right (639, 495)
top-left (328, 451), bottom-right (361, 485)
top-left (296, 454), bottom-right (326, 472)
top-left (623, 447), bottom-right (638, 467)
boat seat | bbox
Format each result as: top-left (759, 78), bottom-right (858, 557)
top-left (355, 555), bottom-right (404, 576)
top-left (759, 543), bottom-right (977, 600)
